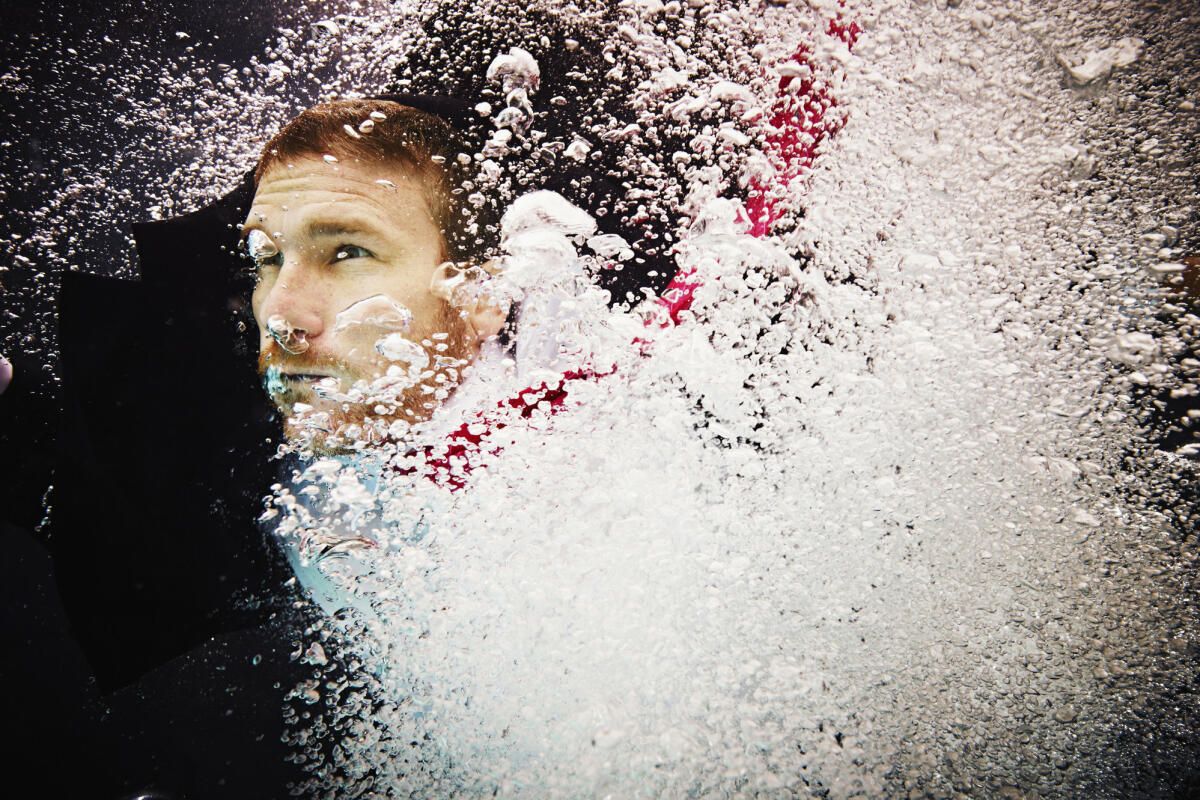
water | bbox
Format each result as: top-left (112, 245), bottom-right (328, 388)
top-left (4, 0), bottom-right (1198, 797)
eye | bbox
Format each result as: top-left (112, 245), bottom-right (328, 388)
top-left (246, 229), bottom-right (283, 269)
top-left (334, 244), bottom-right (374, 262)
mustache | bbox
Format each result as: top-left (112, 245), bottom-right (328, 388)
top-left (257, 342), bottom-right (347, 378)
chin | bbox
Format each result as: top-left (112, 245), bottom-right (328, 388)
top-left (271, 378), bottom-right (439, 453)
top-left (280, 414), bottom-right (363, 455)
top-left (283, 424), bottom-right (352, 456)
top-left (281, 407), bottom-right (406, 455)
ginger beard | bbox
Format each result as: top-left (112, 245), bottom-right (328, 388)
top-left (257, 298), bottom-right (477, 452)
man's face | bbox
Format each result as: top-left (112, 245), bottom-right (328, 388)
top-left (244, 155), bottom-right (478, 450)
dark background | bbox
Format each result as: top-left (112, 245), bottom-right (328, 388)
top-left (1, 3), bottom-right (309, 797)
top-left (0, 0), bottom-right (287, 527)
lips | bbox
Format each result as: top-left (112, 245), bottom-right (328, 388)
top-left (265, 364), bottom-right (337, 400)
top-left (281, 372), bottom-right (331, 383)
top-left (280, 373), bottom-right (347, 401)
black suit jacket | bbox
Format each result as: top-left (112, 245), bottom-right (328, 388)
top-left (49, 172), bottom-right (287, 690)
top-left (0, 173), bottom-right (314, 798)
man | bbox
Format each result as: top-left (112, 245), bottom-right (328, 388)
top-left (23, 71), bottom-right (671, 794)
top-left (16, 96), bottom-right (530, 800)
top-left (242, 99), bottom-right (508, 453)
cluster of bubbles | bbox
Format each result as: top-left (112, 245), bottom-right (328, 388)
top-left (4, 0), bottom-right (1197, 797)
top-left (253, 2), bottom-right (1200, 798)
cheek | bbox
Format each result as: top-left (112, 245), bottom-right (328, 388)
top-left (250, 305), bottom-right (269, 350)
top-left (409, 294), bottom-right (453, 333)
top-left (251, 285), bottom-right (267, 326)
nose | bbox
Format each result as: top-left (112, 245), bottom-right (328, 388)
top-left (256, 261), bottom-right (327, 352)
top-left (266, 314), bottom-right (310, 354)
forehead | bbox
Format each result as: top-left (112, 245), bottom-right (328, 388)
top-left (245, 156), bottom-right (434, 233)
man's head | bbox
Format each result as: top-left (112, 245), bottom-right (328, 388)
top-left (243, 99), bottom-right (505, 451)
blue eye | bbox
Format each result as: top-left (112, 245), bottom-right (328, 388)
top-left (334, 244), bottom-right (373, 261)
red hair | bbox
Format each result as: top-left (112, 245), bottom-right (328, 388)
top-left (255, 98), bottom-right (496, 262)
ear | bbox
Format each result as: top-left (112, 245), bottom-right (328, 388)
top-left (430, 259), bottom-right (510, 342)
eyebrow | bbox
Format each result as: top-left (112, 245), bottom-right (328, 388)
top-left (307, 222), bottom-right (373, 239)
top-left (239, 216), bottom-right (384, 244)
